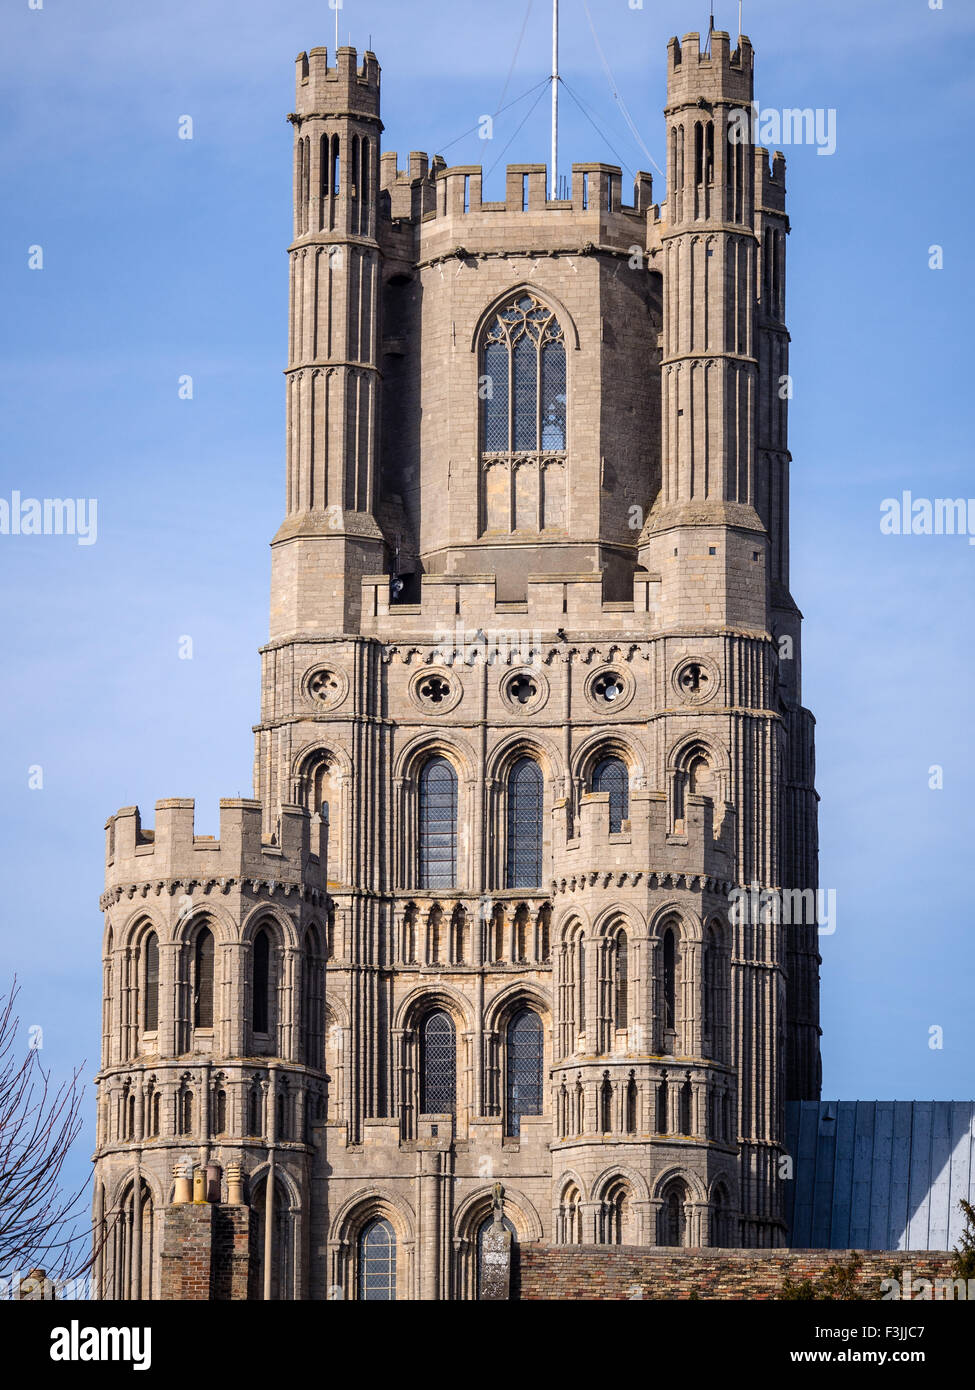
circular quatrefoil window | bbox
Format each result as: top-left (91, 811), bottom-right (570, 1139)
top-left (500, 668), bottom-right (549, 713)
top-left (302, 665), bottom-right (349, 710)
top-left (672, 657), bottom-right (720, 706)
top-left (408, 668), bottom-right (463, 714)
top-left (584, 665), bottom-right (634, 713)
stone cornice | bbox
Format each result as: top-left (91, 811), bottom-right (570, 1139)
top-left (551, 870), bottom-right (735, 896)
top-left (100, 877), bottom-right (325, 911)
top-left (417, 241), bottom-right (644, 272)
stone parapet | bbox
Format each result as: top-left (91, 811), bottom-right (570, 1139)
top-left (103, 798), bottom-right (324, 898)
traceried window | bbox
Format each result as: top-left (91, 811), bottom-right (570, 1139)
top-left (359, 1218), bottom-right (396, 1301)
top-left (506, 758), bottom-right (543, 889)
top-left (480, 293), bottom-right (568, 535)
top-left (592, 756), bottom-right (629, 833)
top-left (482, 294), bottom-right (566, 452)
top-left (505, 1008), bottom-right (543, 1137)
top-left (143, 933), bottom-right (159, 1032)
top-left (418, 757), bottom-right (458, 890)
top-left (419, 1010), bottom-right (456, 1114)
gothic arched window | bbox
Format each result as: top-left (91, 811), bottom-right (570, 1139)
top-left (178, 1086), bottom-right (193, 1136)
top-left (663, 927), bottom-right (676, 1032)
top-left (600, 1073), bottom-right (613, 1132)
top-left (614, 929), bottom-right (628, 1030)
top-left (247, 1083), bottom-right (262, 1137)
top-left (506, 757), bottom-right (543, 889)
top-left (592, 755), bottom-right (629, 833)
top-left (561, 1184), bottom-right (582, 1244)
top-left (659, 1182), bottom-right (687, 1247)
top-left (299, 751), bottom-right (341, 889)
top-left (418, 757), bottom-right (458, 890)
top-left (301, 928), bottom-right (325, 1068)
top-left (143, 933), bottom-right (159, 1032)
top-left (603, 1179), bottom-right (633, 1245)
top-left (359, 1218), bottom-right (396, 1301)
top-left (703, 922), bottom-right (727, 1060)
top-left (193, 928), bottom-right (214, 1029)
top-left (625, 1074), bottom-right (638, 1133)
top-left (710, 1186), bottom-right (730, 1247)
top-left (505, 1008), bottom-right (543, 1137)
top-left (253, 929), bottom-right (271, 1035)
top-left (419, 1009), bottom-right (456, 1114)
top-left (481, 294), bottom-right (566, 454)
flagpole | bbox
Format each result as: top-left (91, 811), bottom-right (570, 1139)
top-left (551, 0), bottom-right (559, 200)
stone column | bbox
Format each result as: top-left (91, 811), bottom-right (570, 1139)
top-left (131, 1162), bottom-right (142, 1299)
top-left (668, 1078), bottom-right (681, 1136)
top-left (417, 1147), bottom-right (440, 1301)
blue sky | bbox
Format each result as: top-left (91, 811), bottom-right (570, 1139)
top-left (1, 0), bottom-right (973, 1220)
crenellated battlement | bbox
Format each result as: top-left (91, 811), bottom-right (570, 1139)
top-left (755, 146), bottom-right (788, 213)
top-left (667, 30), bottom-right (754, 108)
top-left (360, 569), bottom-right (665, 637)
top-left (553, 789), bottom-right (736, 886)
top-left (383, 157), bottom-right (654, 221)
top-left (293, 45), bottom-right (380, 120)
top-left (104, 797), bottom-right (325, 890)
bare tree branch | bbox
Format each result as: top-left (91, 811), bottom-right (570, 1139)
top-left (0, 977), bottom-right (101, 1287)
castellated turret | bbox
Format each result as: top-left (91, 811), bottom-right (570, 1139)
top-left (273, 48), bottom-right (385, 638)
top-left (93, 34), bottom-right (819, 1300)
top-left (93, 799), bottom-right (328, 1298)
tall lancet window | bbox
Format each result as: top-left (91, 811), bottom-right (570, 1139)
top-left (505, 1008), bottom-right (544, 1137)
top-left (253, 929), bottom-right (271, 1035)
top-left (193, 928), bottom-right (214, 1029)
top-left (419, 1010), bottom-right (456, 1115)
top-left (506, 758), bottom-right (543, 889)
top-left (143, 933), bottom-right (159, 1033)
top-left (480, 293), bottom-right (567, 534)
top-left (358, 1219), bottom-right (396, 1301)
top-left (418, 757), bottom-right (458, 890)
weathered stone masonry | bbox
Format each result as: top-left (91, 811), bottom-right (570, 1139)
top-left (93, 30), bottom-right (830, 1299)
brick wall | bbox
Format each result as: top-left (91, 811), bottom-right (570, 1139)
top-left (516, 1247), bottom-right (958, 1300)
top-left (160, 1204), bottom-right (256, 1301)
top-left (212, 1205), bottom-right (259, 1301)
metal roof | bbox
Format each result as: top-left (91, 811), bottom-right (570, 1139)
top-left (784, 1101), bottom-right (975, 1250)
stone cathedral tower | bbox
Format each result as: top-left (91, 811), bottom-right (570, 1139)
top-left (92, 31), bottom-right (819, 1300)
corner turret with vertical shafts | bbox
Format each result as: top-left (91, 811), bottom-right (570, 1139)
top-left (640, 31), bottom-right (767, 633)
top-left (273, 48), bottom-right (385, 638)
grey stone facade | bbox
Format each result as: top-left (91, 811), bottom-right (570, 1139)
top-left (92, 30), bottom-right (821, 1300)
